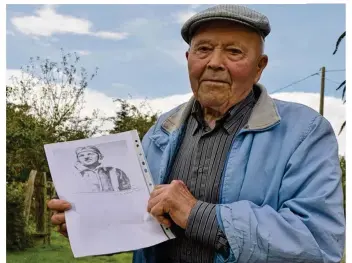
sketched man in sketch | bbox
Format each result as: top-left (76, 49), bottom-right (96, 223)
top-left (74, 146), bottom-right (131, 192)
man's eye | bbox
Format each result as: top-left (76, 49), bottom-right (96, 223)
top-left (197, 46), bottom-right (211, 52)
top-left (227, 48), bottom-right (242, 55)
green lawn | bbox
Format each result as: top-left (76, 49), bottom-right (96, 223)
top-left (7, 231), bottom-right (346, 263)
top-left (7, 231), bottom-right (133, 263)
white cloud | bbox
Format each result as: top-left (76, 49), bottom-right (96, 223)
top-left (6, 69), bottom-right (30, 88)
top-left (74, 50), bottom-right (91, 56)
top-left (11, 6), bottom-right (90, 36)
top-left (11, 5), bottom-right (128, 40)
top-left (128, 93), bottom-right (192, 114)
top-left (7, 69), bottom-right (23, 84)
top-left (6, 69), bottom-right (345, 155)
top-left (82, 89), bottom-right (117, 118)
top-left (93, 31), bottom-right (128, 40)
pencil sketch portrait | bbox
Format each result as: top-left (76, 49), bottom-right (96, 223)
top-left (74, 145), bottom-right (131, 193)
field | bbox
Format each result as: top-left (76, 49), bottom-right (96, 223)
top-left (7, 231), bottom-right (133, 263)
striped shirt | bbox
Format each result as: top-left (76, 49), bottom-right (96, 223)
top-left (154, 89), bottom-right (257, 263)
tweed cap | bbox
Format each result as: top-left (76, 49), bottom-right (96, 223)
top-left (181, 4), bottom-right (271, 44)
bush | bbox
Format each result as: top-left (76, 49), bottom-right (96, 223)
top-left (340, 156), bottom-right (346, 215)
top-left (6, 182), bottom-right (33, 251)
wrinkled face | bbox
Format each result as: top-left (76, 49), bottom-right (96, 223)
top-left (186, 21), bottom-right (268, 111)
top-left (77, 151), bottom-right (99, 166)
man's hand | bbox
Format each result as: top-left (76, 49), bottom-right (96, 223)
top-left (147, 180), bottom-right (197, 229)
top-left (47, 199), bottom-right (71, 237)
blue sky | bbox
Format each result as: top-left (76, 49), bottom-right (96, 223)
top-left (6, 4), bottom-right (346, 100)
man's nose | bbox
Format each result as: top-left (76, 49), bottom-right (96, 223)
top-left (207, 48), bottom-right (225, 71)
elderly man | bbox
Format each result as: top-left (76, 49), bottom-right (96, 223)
top-left (47, 4), bottom-right (345, 263)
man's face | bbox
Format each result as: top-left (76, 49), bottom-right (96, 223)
top-left (77, 151), bottom-right (99, 166)
top-left (186, 21), bottom-right (268, 111)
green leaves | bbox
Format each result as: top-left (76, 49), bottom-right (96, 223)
top-left (6, 182), bottom-right (34, 251)
top-left (340, 156), bottom-right (346, 215)
top-left (110, 98), bottom-right (158, 139)
top-left (6, 102), bottom-right (50, 182)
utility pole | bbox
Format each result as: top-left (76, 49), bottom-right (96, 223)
top-left (319, 66), bottom-right (326, 116)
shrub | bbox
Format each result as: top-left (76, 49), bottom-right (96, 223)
top-left (6, 182), bottom-right (33, 251)
top-left (340, 156), bottom-right (346, 215)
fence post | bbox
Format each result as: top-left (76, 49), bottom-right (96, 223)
top-left (35, 172), bottom-right (45, 235)
top-left (45, 181), bottom-right (54, 245)
top-left (24, 170), bottom-right (37, 223)
top-left (42, 172), bottom-right (48, 245)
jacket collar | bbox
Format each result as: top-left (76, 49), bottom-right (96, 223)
top-left (161, 83), bottom-right (281, 134)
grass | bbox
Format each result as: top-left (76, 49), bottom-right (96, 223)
top-left (7, 231), bottom-right (133, 263)
top-left (7, 230), bottom-right (346, 263)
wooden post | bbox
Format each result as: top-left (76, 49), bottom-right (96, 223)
top-left (35, 172), bottom-right (45, 234)
top-left (319, 66), bottom-right (326, 116)
top-left (33, 172), bottom-right (49, 245)
top-left (42, 172), bottom-right (48, 245)
top-left (45, 181), bottom-right (54, 245)
top-left (24, 170), bottom-right (37, 224)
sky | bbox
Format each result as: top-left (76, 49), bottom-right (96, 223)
top-left (5, 4), bottom-right (346, 154)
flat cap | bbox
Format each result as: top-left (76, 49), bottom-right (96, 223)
top-left (181, 4), bottom-right (271, 44)
top-left (76, 146), bottom-right (102, 157)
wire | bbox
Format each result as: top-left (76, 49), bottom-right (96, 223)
top-left (325, 69), bottom-right (345, 72)
top-left (271, 72), bottom-right (319, 94)
top-left (325, 77), bottom-right (341, 85)
top-left (270, 68), bottom-right (345, 94)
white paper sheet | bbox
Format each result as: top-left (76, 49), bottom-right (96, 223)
top-left (44, 130), bottom-right (175, 258)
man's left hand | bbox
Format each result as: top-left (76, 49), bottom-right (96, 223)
top-left (147, 180), bottom-right (197, 229)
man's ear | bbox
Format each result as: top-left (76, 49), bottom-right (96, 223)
top-left (186, 51), bottom-right (189, 60)
top-left (254, 54), bottom-right (268, 83)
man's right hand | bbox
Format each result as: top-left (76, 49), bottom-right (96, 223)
top-left (47, 199), bottom-right (71, 237)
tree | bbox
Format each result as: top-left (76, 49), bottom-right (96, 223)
top-left (8, 49), bottom-right (102, 140)
top-left (7, 49), bottom-right (102, 181)
top-left (332, 31), bottom-right (346, 134)
top-left (6, 181), bottom-right (33, 250)
top-left (110, 99), bottom-right (158, 139)
top-left (6, 96), bottom-right (51, 182)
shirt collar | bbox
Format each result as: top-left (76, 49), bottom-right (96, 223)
top-left (222, 89), bottom-right (256, 134)
top-left (190, 89), bottom-right (257, 135)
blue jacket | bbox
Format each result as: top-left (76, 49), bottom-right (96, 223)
top-left (133, 84), bottom-right (345, 263)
